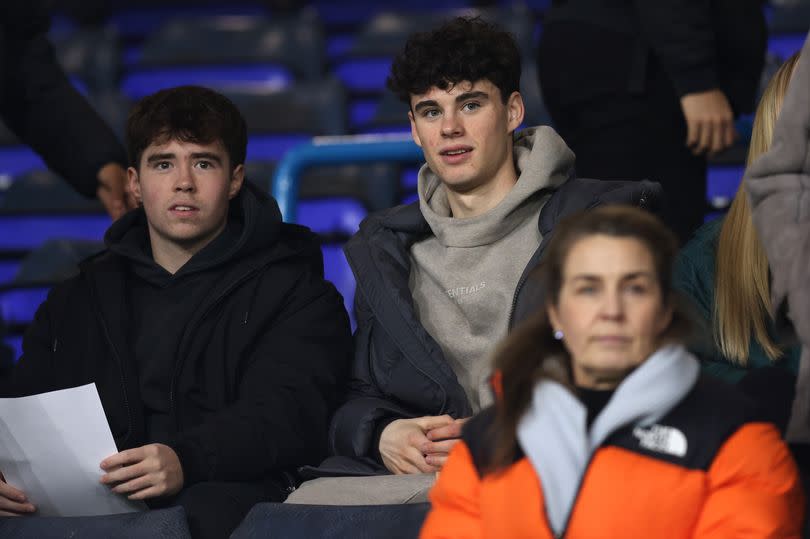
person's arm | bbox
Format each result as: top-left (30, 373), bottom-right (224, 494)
top-left (632, 0), bottom-right (717, 98)
top-left (164, 268), bottom-right (351, 486)
top-left (0, 8), bottom-right (131, 215)
top-left (691, 423), bottom-right (804, 537)
top-left (745, 33), bottom-right (810, 443)
top-left (419, 442), bottom-right (483, 539)
top-left (632, 1), bottom-right (735, 155)
top-left (329, 287), bottom-right (413, 459)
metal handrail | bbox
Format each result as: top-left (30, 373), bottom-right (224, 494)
top-left (270, 133), bottom-right (424, 222)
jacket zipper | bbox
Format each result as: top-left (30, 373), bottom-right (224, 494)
top-left (88, 281), bottom-right (134, 446)
top-left (168, 265), bottom-right (265, 431)
top-left (507, 265), bottom-right (531, 331)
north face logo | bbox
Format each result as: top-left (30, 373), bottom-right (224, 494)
top-left (632, 425), bottom-right (688, 457)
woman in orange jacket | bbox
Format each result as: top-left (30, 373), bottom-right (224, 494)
top-left (421, 206), bottom-right (804, 538)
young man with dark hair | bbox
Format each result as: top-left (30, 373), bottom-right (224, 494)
top-left (0, 86), bottom-right (352, 538)
top-left (289, 17), bottom-right (659, 504)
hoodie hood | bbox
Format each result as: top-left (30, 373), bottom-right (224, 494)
top-left (416, 126), bottom-right (575, 247)
top-left (105, 183), bottom-right (283, 285)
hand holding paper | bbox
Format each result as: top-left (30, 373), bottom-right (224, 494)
top-left (0, 471), bottom-right (35, 516)
top-left (100, 443), bottom-right (184, 500)
top-left (0, 383), bottom-right (145, 516)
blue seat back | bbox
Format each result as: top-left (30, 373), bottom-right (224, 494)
top-left (0, 507), bottom-right (191, 539)
top-left (230, 502), bottom-right (430, 539)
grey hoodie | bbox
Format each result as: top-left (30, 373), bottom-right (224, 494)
top-left (746, 32), bottom-right (810, 443)
top-left (409, 126), bottom-right (575, 412)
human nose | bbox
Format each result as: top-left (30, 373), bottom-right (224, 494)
top-left (174, 163), bottom-right (195, 192)
top-left (599, 289), bottom-right (624, 321)
top-left (441, 110), bottom-right (463, 137)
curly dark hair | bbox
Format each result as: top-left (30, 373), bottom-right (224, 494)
top-left (387, 16), bottom-right (521, 105)
top-left (126, 85), bottom-right (247, 170)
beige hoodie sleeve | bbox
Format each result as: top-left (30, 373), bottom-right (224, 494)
top-left (746, 31), bottom-right (810, 443)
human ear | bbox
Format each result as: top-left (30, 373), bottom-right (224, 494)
top-left (506, 91), bottom-right (525, 131)
top-left (228, 164), bottom-right (245, 199)
top-left (408, 110), bottom-right (423, 148)
top-left (127, 167), bottom-right (142, 205)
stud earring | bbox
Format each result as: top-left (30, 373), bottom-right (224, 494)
top-left (553, 330), bottom-right (564, 340)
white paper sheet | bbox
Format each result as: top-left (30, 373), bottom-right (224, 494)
top-left (0, 383), bottom-right (146, 516)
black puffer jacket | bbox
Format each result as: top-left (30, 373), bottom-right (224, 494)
top-left (4, 185), bottom-right (353, 488)
top-left (324, 177), bottom-right (662, 475)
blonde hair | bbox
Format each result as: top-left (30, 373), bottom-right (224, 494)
top-left (714, 52), bottom-right (800, 364)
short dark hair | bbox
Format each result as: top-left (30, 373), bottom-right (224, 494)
top-left (126, 85), bottom-right (247, 170)
top-left (387, 16), bottom-right (521, 104)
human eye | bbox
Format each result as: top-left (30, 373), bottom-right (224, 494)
top-left (153, 161), bottom-right (171, 171)
top-left (461, 101), bottom-right (481, 112)
top-left (421, 108), bottom-right (441, 119)
top-left (195, 160), bottom-right (214, 170)
top-left (575, 285), bottom-right (597, 295)
top-left (625, 282), bottom-right (649, 295)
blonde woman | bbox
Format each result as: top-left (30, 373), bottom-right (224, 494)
top-left (674, 54), bottom-right (801, 395)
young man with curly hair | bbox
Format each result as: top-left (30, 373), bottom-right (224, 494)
top-left (288, 17), bottom-right (659, 505)
top-left (0, 86), bottom-right (352, 538)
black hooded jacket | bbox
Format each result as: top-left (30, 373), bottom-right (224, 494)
top-left (323, 177), bottom-right (662, 475)
top-left (4, 185), bottom-right (352, 488)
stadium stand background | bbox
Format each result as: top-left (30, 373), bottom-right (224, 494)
top-left (0, 0), bottom-right (808, 370)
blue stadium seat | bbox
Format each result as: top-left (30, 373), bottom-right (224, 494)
top-left (0, 146), bottom-right (46, 179)
top-left (246, 161), bottom-right (400, 213)
top-left (52, 27), bottom-right (121, 93)
top-left (0, 170), bottom-right (104, 213)
top-left (0, 215), bottom-right (110, 251)
top-left (108, 3), bottom-right (267, 42)
top-left (0, 239), bottom-right (106, 357)
top-left (706, 164), bottom-right (746, 209)
top-left (11, 239), bottom-right (105, 286)
top-left (0, 259), bottom-right (19, 285)
top-left (1, 334), bottom-right (20, 366)
top-left (322, 244), bottom-right (356, 329)
top-left (313, 0), bottom-right (471, 30)
top-left (358, 90), bottom-right (410, 134)
top-left (768, 33), bottom-right (806, 62)
top-left (225, 79), bottom-right (349, 161)
top-left (298, 199), bottom-right (366, 238)
top-left (230, 502), bottom-right (430, 539)
top-left (122, 14), bottom-right (326, 99)
top-left (0, 506), bottom-right (191, 539)
top-left (0, 287), bottom-right (49, 326)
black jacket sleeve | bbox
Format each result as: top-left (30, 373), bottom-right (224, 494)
top-left (169, 268), bottom-right (352, 485)
top-left (632, 1), bottom-right (718, 98)
top-left (328, 287), bottom-right (417, 462)
top-left (0, 4), bottom-right (127, 197)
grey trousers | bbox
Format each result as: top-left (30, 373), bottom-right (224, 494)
top-left (285, 473), bottom-right (437, 505)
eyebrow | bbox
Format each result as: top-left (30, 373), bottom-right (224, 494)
top-left (412, 90), bottom-right (491, 114)
top-left (146, 152), bottom-right (223, 165)
top-left (570, 271), bottom-right (654, 282)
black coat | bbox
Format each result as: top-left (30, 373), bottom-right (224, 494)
top-left (539, 0), bottom-right (766, 116)
top-left (4, 187), bottom-right (353, 488)
top-left (0, 0), bottom-right (126, 195)
top-left (324, 178), bottom-right (662, 475)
